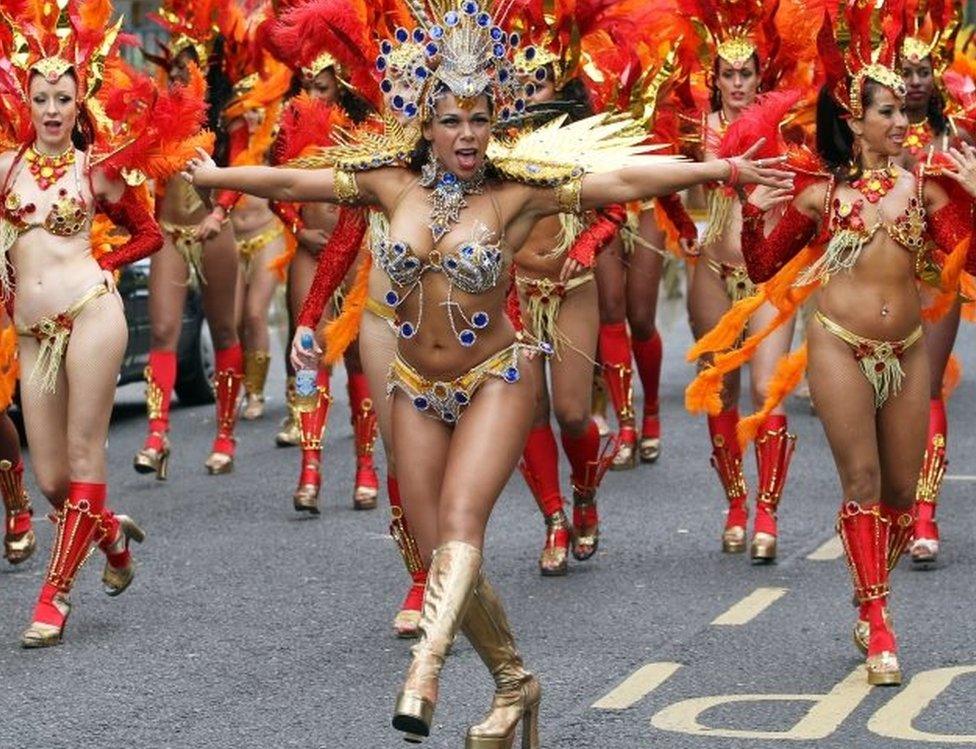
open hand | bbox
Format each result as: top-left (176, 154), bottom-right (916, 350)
top-left (747, 184), bottom-right (794, 212)
top-left (945, 143), bottom-right (976, 200)
top-left (728, 139), bottom-right (794, 190)
top-left (181, 147), bottom-right (218, 187)
top-left (195, 209), bottom-right (225, 241)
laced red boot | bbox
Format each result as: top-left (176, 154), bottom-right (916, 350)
top-left (599, 322), bottom-right (637, 470)
top-left (632, 330), bottom-right (663, 463)
top-left (562, 420), bottom-right (611, 561)
top-left (389, 474), bottom-right (427, 639)
top-left (519, 424), bottom-right (570, 576)
top-left (294, 367), bottom-right (331, 514)
top-left (709, 408), bottom-right (749, 553)
top-left (912, 399), bottom-right (946, 565)
top-left (837, 502), bottom-right (902, 686)
top-left (750, 415), bottom-right (796, 562)
top-left (134, 349), bottom-right (175, 480)
top-left (349, 373), bottom-right (379, 510)
top-left (22, 482), bottom-right (109, 647)
top-left (0, 458), bottom-right (35, 565)
top-left (206, 344), bottom-right (244, 475)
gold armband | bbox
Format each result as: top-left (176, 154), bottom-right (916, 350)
top-left (554, 176), bottom-right (582, 214)
top-left (333, 168), bottom-right (361, 204)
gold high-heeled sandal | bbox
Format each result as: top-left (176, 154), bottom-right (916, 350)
top-left (134, 433), bottom-right (170, 480)
top-left (393, 541), bottom-right (482, 740)
top-left (462, 575), bottom-right (541, 749)
top-left (205, 452), bottom-right (234, 475)
top-left (242, 393), bottom-right (266, 421)
top-left (1, 460), bottom-right (36, 564)
top-left (102, 515), bottom-right (145, 596)
top-left (750, 531), bottom-right (777, 561)
top-left (21, 592), bottom-right (71, 649)
top-left (638, 436), bottom-right (660, 464)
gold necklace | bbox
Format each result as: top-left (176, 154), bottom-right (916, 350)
top-left (26, 145), bottom-right (75, 191)
top-left (850, 162), bottom-right (898, 204)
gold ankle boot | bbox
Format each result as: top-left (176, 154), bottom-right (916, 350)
top-left (393, 541), bottom-right (482, 741)
top-left (463, 575), bottom-right (541, 749)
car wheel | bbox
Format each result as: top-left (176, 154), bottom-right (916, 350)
top-left (174, 318), bottom-right (215, 406)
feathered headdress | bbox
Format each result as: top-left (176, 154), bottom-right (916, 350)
top-left (265, 0), bottom-right (381, 108)
top-left (374, 0), bottom-right (527, 122)
top-left (901, 0), bottom-right (959, 71)
top-left (817, 0), bottom-right (907, 119)
top-left (681, 0), bottom-right (770, 70)
top-left (0, 0), bottom-right (125, 105)
top-left (146, 0), bottom-right (223, 70)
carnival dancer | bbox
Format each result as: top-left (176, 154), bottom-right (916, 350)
top-left (0, 316), bottom-right (34, 566)
top-left (263, 0), bottom-right (381, 511)
top-left (134, 0), bottom-right (247, 477)
top-left (0, 0), bottom-right (204, 645)
top-left (681, 0), bottom-right (814, 562)
top-left (898, 3), bottom-right (969, 565)
top-left (708, 2), bottom-right (976, 686)
top-left (184, 0), bottom-right (789, 739)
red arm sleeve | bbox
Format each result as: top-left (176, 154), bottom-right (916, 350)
top-left (215, 189), bottom-right (242, 213)
top-left (296, 207), bottom-right (369, 328)
top-left (928, 200), bottom-right (976, 275)
top-left (271, 201), bottom-right (305, 234)
top-left (741, 202), bottom-right (818, 283)
top-left (568, 204), bottom-right (627, 268)
top-left (96, 191), bottom-right (164, 271)
top-left (657, 193), bottom-right (697, 242)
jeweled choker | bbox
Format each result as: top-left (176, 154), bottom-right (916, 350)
top-left (420, 158), bottom-right (487, 243)
top-left (850, 162), bottom-right (898, 204)
top-left (26, 145), bottom-right (75, 191)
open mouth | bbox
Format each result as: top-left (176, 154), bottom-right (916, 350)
top-left (43, 119), bottom-right (61, 133)
top-left (455, 148), bottom-right (478, 171)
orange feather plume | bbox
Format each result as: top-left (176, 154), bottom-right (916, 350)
top-left (323, 253), bottom-right (371, 365)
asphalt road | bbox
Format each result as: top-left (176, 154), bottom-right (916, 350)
top-left (1, 293), bottom-right (975, 749)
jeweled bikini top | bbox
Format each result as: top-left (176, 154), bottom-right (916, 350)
top-left (376, 184), bottom-right (506, 347)
top-left (1, 148), bottom-right (91, 238)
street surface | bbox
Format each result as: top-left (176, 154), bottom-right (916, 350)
top-left (2, 292), bottom-right (975, 748)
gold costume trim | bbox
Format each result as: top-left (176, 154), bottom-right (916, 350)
top-left (387, 341), bottom-right (531, 424)
top-left (916, 433), bottom-right (946, 506)
top-left (333, 169), bottom-right (361, 204)
top-left (365, 295), bottom-right (397, 322)
top-left (706, 258), bottom-right (757, 303)
top-left (554, 177), bottom-right (582, 215)
top-left (17, 283), bottom-right (110, 394)
top-left (160, 220), bottom-right (206, 286)
top-left (236, 222), bottom-right (283, 274)
top-left (515, 273), bottom-right (593, 359)
top-left (815, 311), bottom-right (922, 409)
top-left (702, 188), bottom-right (734, 248)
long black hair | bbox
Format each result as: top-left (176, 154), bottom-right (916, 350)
top-left (924, 88), bottom-right (948, 136)
top-left (816, 79), bottom-right (898, 181)
top-left (709, 53), bottom-right (761, 113)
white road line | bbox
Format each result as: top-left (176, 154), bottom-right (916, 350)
top-left (711, 587), bottom-right (789, 626)
top-left (592, 662), bottom-right (682, 710)
top-left (807, 536), bottom-right (843, 561)
top-left (944, 475), bottom-right (976, 482)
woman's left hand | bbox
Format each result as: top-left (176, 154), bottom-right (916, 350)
top-left (945, 143), bottom-right (976, 199)
top-left (559, 255), bottom-right (585, 283)
top-left (182, 147), bottom-right (218, 187)
top-left (728, 139), bottom-right (794, 190)
top-left (101, 269), bottom-right (117, 293)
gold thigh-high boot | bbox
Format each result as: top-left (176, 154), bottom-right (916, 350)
top-left (463, 575), bottom-right (541, 749)
top-left (393, 540), bottom-right (483, 742)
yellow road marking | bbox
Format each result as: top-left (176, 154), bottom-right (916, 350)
top-left (807, 536), bottom-right (844, 561)
top-left (711, 587), bottom-right (788, 626)
top-left (867, 666), bottom-right (976, 743)
top-left (592, 662), bottom-right (682, 710)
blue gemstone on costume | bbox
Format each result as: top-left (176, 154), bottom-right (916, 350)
top-left (493, 43), bottom-right (505, 58)
top-left (413, 396), bottom-right (429, 410)
top-left (472, 311), bottom-right (489, 328)
top-left (393, 243), bottom-right (406, 254)
top-left (400, 322), bottom-right (416, 338)
top-left (461, 245), bottom-right (473, 256)
top-left (458, 329), bottom-right (476, 346)
top-left (442, 172), bottom-right (457, 186)
top-left (416, 66), bottom-right (428, 79)
top-left (381, 40), bottom-right (392, 54)
top-left (404, 103), bottom-right (418, 118)
top-left (476, 12), bottom-right (490, 27)
top-left (525, 46), bottom-right (536, 61)
top-left (431, 25), bottom-right (444, 39)
top-left (503, 366), bottom-right (520, 383)
top-left (500, 107), bottom-right (511, 120)
top-left (525, 83), bottom-right (536, 97)
top-left (515, 99), bottom-right (525, 112)
top-left (405, 258), bottom-right (418, 269)
top-left (490, 26), bottom-right (503, 41)
top-left (499, 68), bottom-right (509, 83)
top-left (380, 78), bottom-right (393, 93)
top-left (462, 1), bottom-right (478, 14)
top-left (392, 94), bottom-right (405, 110)
top-left (413, 28), bottom-right (426, 42)
top-left (509, 32), bottom-right (520, 45)
top-left (443, 411), bottom-right (456, 422)
top-left (395, 27), bottom-right (409, 42)
top-left (535, 68), bottom-right (547, 81)
top-left (540, 342), bottom-right (554, 355)
top-left (454, 390), bottom-right (469, 404)
top-left (445, 11), bottom-right (459, 26)
top-left (385, 290), bottom-right (400, 306)
top-left (376, 56), bottom-right (387, 72)
top-left (445, 258), bottom-right (458, 269)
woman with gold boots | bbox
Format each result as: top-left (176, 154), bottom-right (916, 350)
top-left (263, 0), bottom-right (381, 513)
top-left (0, 318), bottom-right (34, 566)
top-left (0, 0), bottom-right (207, 645)
top-left (733, 6), bottom-right (976, 685)
top-left (134, 1), bottom-right (246, 478)
top-left (898, 7), bottom-right (970, 565)
top-left (185, 0), bottom-right (788, 739)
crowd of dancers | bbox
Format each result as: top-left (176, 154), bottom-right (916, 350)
top-left (2, 0), bottom-right (976, 744)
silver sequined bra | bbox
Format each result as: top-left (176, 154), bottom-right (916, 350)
top-left (376, 223), bottom-right (504, 347)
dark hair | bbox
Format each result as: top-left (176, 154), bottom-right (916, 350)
top-left (198, 36), bottom-right (235, 167)
top-left (926, 88), bottom-right (948, 136)
top-left (815, 79), bottom-right (898, 180)
top-left (556, 76), bottom-right (594, 122)
top-left (709, 53), bottom-right (761, 112)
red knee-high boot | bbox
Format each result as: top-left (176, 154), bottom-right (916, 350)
top-left (632, 330), bottom-right (663, 463)
top-left (389, 474), bottom-right (428, 638)
top-left (207, 344), bottom-right (244, 475)
top-left (708, 408), bottom-right (749, 553)
top-left (912, 398), bottom-right (946, 564)
top-left (349, 372), bottom-right (379, 511)
top-left (519, 424), bottom-right (570, 576)
top-left (0, 458), bottom-right (35, 565)
top-left (837, 502), bottom-right (903, 686)
top-left (135, 349), bottom-right (176, 480)
top-left (599, 322), bottom-right (637, 470)
top-left (750, 415), bottom-right (796, 562)
top-left (294, 366), bottom-right (332, 515)
top-left (561, 419), bottom-right (610, 562)
top-left (22, 482), bottom-right (142, 648)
